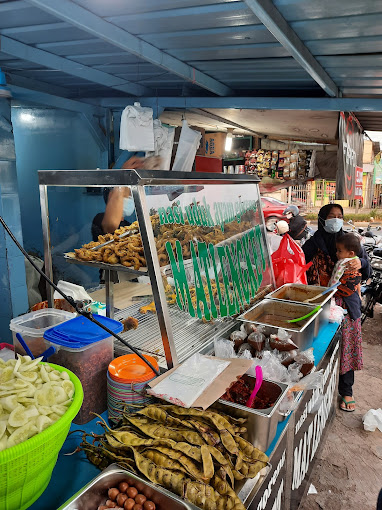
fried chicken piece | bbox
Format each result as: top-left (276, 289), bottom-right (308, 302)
top-left (121, 316), bottom-right (139, 332)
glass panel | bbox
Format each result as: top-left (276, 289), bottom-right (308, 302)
top-left (46, 185), bottom-right (140, 290)
top-left (144, 183), bottom-right (273, 322)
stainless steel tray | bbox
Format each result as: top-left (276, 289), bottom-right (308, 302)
top-left (265, 283), bottom-right (336, 336)
top-left (237, 298), bottom-right (322, 351)
top-left (58, 464), bottom-right (200, 510)
top-left (213, 376), bottom-right (288, 452)
top-left (64, 253), bottom-right (149, 276)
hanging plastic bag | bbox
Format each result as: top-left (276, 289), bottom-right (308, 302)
top-left (172, 120), bottom-right (202, 173)
top-left (271, 233), bottom-right (312, 286)
top-left (146, 119), bottom-right (175, 170)
top-left (120, 102), bottom-right (154, 151)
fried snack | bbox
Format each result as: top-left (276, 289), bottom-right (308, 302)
top-left (81, 404), bottom-right (268, 510)
top-left (122, 317), bottom-right (139, 332)
top-left (74, 210), bottom-right (254, 270)
top-left (139, 302), bottom-right (156, 314)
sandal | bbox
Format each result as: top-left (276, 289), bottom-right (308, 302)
top-left (340, 397), bottom-right (356, 412)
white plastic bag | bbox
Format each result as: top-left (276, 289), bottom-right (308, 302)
top-left (148, 353), bottom-right (230, 408)
top-left (248, 351), bottom-right (290, 383)
top-left (363, 409), bottom-right (382, 432)
top-left (288, 370), bottom-right (324, 392)
top-left (120, 102), bottom-right (154, 151)
top-left (172, 120), bottom-right (202, 173)
top-left (214, 339), bottom-right (236, 360)
top-left (53, 281), bottom-right (92, 303)
top-left (329, 298), bottom-right (345, 323)
top-left (146, 119), bottom-right (175, 171)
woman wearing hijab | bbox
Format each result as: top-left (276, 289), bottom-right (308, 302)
top-left (303, 204), bottom-right (371, 412)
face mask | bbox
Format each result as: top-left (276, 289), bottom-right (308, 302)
top-left (123, 197), bottom-right (135, 217)
top-left (286, 213), bottom-right (293, 219)
top-left (324, 218), bottom-right (343, 233)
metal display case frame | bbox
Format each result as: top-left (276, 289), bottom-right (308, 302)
top-left (38, 169), bottom-right (274, 369)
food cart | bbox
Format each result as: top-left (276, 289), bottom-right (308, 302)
top-left (3, 169), bottom-right (340, 510)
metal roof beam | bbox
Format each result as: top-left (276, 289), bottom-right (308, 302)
top-left (0, 35), bottom-right (150, 96)
top-left (243, 0), bottom-right (339, 97)
top-left (9, 84), bottom-right (105, 116)
top-left (87, 96), bottom-right (382, 112)
top-left (107, 2), bottom-right (247, 22)
top-left (1, 22), bottom-right (67, 35)
top-left (0, 1), bottom-right (30, 13)
top-left (5, 72), bottom-right (70, 97)
top-left (26, 0), bottom-right (233, 96)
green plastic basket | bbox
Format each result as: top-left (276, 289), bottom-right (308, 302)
top-left (0, 363), bottom-right (84, 510)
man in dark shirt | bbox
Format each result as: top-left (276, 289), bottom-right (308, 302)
top-left (283, 205), bottom-right (308, 241)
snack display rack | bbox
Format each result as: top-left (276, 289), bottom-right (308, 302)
top-left (38, 169), bottom-right (274, 369)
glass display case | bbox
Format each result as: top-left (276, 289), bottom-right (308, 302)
top-left (38, 170), bottom-right (275, 369)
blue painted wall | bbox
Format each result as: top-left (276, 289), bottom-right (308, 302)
top-left (12, 108), bottom-right (106, 289)
top-left (0, 99), bottom-right (28, 341)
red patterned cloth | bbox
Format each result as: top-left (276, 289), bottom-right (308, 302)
top-left (306, 248), bottom-right (334, 287)
top-left (335, 297), bottom-right (363, 375)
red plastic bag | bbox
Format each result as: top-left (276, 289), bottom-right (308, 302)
top-left (271, 234), bottom-right (312, 287)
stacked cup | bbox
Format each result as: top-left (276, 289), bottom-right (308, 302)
top-left (107, 353), bottom-right (159, 424)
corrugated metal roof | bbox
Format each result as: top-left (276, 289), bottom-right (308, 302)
top-left (0, 0), bottom-right (381, 130)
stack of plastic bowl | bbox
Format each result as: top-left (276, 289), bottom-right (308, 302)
top-left (107, 354), bottom-right (159, 424)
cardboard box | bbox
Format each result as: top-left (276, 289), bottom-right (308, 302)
top-left (205, 132), bottom-right (226, 158)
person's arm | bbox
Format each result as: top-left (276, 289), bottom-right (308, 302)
top-left (346, 247), bottom-right (371, 279)
top-left (101, 187), bottom-right (125, 233)
top-left (336, 270), bottom-right (362, 297)
top-left (101, 156), bottom-right (143, 233)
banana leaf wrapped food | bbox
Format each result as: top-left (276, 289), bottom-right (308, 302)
top-left (79, 403), bottom-right (269, 510)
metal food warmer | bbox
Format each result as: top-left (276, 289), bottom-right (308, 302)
top-left (38, 169), bottom-right (276, 370)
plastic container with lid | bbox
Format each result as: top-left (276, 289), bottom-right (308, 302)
top-left (43, 315), bottom-right (123, 425)
top-left (107, 354), bottom-right (158, 424)
top-left (9, 309), bottom-right (76, 357)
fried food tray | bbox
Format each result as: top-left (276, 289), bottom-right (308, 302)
top-left (64, 252), bottom-right (149, 276)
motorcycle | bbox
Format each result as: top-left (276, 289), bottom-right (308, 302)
top-left (355, 225), bottom-right (382, 323)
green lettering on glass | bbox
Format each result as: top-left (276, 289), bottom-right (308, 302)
top-left (192, 199), bottom-right (203, 226)
top-left (236, 238), bottom-right (250, 304)
top-left (198, 242), bottom-right (218, 319)
top-left (173, 202), bottom-right (183, 224)
top-left (184, 204), bottom-right (195, 225)
top-left (158, 207), bottom-right (167, 225)
top-left (255, 225), bottom-right (267, 271)
top-left (217, 246), bottom-right (238, 316)
top-left (241, 231), bottom-right (259, 295)
top-left (203, 197), bottom-right (215, 227)
top-left (166, 240), bottom-right (195, 317)
top-left (225, 242), bottom-right (244, 313)
top-left (248, 229), bottom-right (261, 280)
top-left (190, 241), bottom-right (211, 320)
top-left (208, 243), bottom-right (227, 317)
top-left (165, 206), bottom-right (174, 224)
